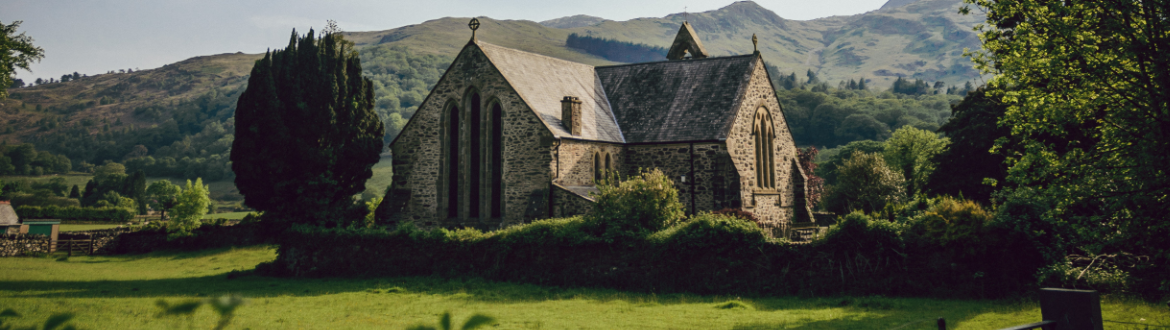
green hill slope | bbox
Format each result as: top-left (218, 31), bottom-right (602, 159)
top-left (0, 0), bottom-right (984, 199)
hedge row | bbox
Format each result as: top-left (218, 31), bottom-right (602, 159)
top-left (14, 205), bottom-right (135, 222)
top-left (104, 223), bottom-right (272, 254)
top-left (261, 213), bottom-right (1045, 299)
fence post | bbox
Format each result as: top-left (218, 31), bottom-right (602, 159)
top-left (90, 235), bottom-right (95, 255)
top-left (67, 240), bottom-right (72, 256)
top-left (1040, 288), bottom-right (1104, 330)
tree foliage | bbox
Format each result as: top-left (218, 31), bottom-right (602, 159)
top-left (824, 151), bottom-right (905, 214)
top-left (0, 20), bottom-right (45, 99)
top-left (966, 0), bottom-right (1170, 256)
top-left (883, 126), bottom-right (948, 196)
top-left (925, 86), bottom-right (1013, 202)
top-left (147, 180), bottom-right (181, 220)
top-left (169, 178), bottom-right (209, 239)
top-left (232, 28), bottom-right (384, 226)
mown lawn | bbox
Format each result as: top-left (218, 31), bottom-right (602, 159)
top-left (58, 224), bottom-right (126, 232)
top-left (0, 247), bottom-right (1164, 329)
top-left (202, 211), bottom-right (252, 220)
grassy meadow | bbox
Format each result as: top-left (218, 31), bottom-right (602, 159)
top-left (0, 247), bottom-right (1165, 329)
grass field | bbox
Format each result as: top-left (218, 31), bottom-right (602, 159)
top-left (58, 224), bottom-right (126, 232)
top-left (0, 247), bottom-right (1165, 329)
top-left (202, 211), bottom-right (252, 220)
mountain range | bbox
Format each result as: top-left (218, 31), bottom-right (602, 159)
top-left (0, 0), bottom-right (986, 148)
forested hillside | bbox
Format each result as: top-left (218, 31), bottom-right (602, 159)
top-left (0, 0), bottom-right (984, 192)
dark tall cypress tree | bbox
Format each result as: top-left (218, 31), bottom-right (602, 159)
top-left (124, 170), bottom-right (147, 214)
top-left (232, 28), bottom-right (384, 227)
top-left (68, 184), bottom-right (80, 199)
top-left (81, 180), bottom-right (97, 206)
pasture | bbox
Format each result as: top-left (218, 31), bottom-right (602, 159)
top-left (0, 247), bottom-right (1164, 329)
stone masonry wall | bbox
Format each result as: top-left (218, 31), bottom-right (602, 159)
top-left (623, 143), bottom-right (740, 216)
top-left (390, 43), bottom-right (554, 228)
top-left (554, 140), bottom-right (623, 187)
top-left (550, 184), bottom-right (595, 218)
top-left (724, 56), bottom-right (811, 237)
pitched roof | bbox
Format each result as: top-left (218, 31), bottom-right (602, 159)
top-left (0, 202), bottom-right (19, 226)
top-left (478, 42), bottom-right (625, 143)
top-left (596, 54), bottom-right (759, 143)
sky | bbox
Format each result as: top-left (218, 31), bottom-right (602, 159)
top-left (1, 0), bottom-right (890, 82)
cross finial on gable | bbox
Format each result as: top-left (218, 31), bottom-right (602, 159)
top-left (666, 21), bottom-right (709, 61)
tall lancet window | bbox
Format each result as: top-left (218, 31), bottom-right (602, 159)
top-left (753, 107), bottom-right (776, 189)
top-left (446, 103), bottom-right (460, 218)
top-left (468, 93), bottom-right (482, 218)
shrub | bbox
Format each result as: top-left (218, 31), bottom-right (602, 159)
top-left (711, 208), bottom-right (762, 228)
top-left (587, 168), bottom-right (684, 241)
top-left (817, 211), bottom-right (904, 254)
top-left (649, 212), bottom-right (770, 249)
top-left (904, 197), bottom-right (996, 257)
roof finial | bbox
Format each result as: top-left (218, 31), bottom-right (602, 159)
top-left (685, 6), bottom-right (688, 22)
top-left (468, 18), bottom-right (480, 43)
top-left (752, 33), bottom-right (759, 54)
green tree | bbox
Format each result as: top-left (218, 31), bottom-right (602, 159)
top-left (966, 0), bottom-right (1170, 257)
top-left (1, 20), bottom-right (45, 100)
top-left (824, 151), bottom-right (906, 214)
top-left (883, 126), bottom-right (949, 196)
top-left (124, 170), bottom-right (148, 214)
top-left (147, 180), bottom-right (181, 220)
top-left (68, 184), bottom-right (80, 199)
top-left (925, 87), bottom-right (1013, 202)
top-left (169, 178), bottom-right (210, 239)
top-left (232, 27), bottom-right (384, 227)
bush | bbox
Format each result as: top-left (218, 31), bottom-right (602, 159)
top-left (650, 212), bottom-right (770, 249)
top-left (904, 197), bottom-right (995, 257)
top-left (817, 211), bottom-right (904, 255)
top-left (711, 208), bottom-right (762, 228)
top-left (587, 168), bottom-right (685, 241)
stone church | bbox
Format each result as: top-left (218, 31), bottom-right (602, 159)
top-left (386, 19), bottom-right (816, 238)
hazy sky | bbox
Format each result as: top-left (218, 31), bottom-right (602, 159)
top-left (1, 0), bottom-right (890, 82)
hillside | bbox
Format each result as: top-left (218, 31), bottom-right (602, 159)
top-left (0, 0), bottom-right (983, 196)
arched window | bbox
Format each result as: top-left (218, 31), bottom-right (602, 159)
top-left (446, 103), bottom-right (460, 218)
top-left (490, 102), bottom-right (504, 218)
top-left (593, 152), bottom-right (602, 183)
top-left (604, 153), bottom-right (612, 178)
top-left (468, 92), bottom-right (482, 218)
top-left (753, 107), bottom-right (776, 189)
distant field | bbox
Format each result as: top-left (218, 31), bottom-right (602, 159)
top-left (0, 247), bottom-right (1165, 329)
top-left (0, 173), bottom-right (93, 189)
top-left (202, 211), bottom-right (251, 220)
top-left (363, 156), bottom-right (394, 200)
top-left (59, 224), bottom-right (125, 232)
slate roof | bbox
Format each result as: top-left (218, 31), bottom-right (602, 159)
top-left (596, 54), bottom-right (758, 143)
top-left (478, 42), bottom-right (625, 143)
top-left (0, 202), bottom-right (19, 226)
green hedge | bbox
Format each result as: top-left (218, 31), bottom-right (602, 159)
top-left (261, 212), bottom-right (1046, 299)
top-left (14, 205), bottom-right (135, 222)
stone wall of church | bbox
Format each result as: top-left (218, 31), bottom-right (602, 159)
top-left (623, 143), bottom-right (741, 216)
top-left (551, 184), bottom-right (595, 218)
top-left (553, 140), bottom-right (624, 187)
top-left (389, 43), bottom-right (555, 228)
top-left (723, 56), bottom-right (811, 237)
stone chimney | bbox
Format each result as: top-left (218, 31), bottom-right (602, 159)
top-left (561, 96), bottom-right (582, 136)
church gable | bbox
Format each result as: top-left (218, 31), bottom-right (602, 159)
top-left (478, 43), bottom-right (624, 143)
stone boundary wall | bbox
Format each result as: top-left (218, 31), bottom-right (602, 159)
top-left (0, 234), bottom-right (53, 256)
